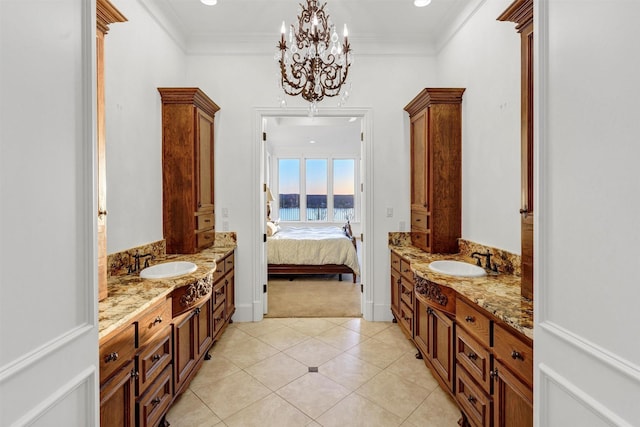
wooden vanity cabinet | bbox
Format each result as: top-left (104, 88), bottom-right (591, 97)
top-left (404, 88), bottom-right (465, 253)
top-left (390, 251), bottom-right (414, 339)
top-left (173, 297), bottom-right (212, 396)
top-left (414, 294), bottom-right (455, 393)
top-left (100, 359), bottom-right (135, 427)
top-left (158, 88), bottom-right (220, 254)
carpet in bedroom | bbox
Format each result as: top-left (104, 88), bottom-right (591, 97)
top-left (265, 274), bottom-right (361, 318)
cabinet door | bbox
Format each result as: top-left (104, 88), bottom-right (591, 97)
top-left (410, 109), bottom-right (428, 210)
top-left (390, 266), bottom-right (401, 318)
top-left (493, 360), bottom-right (533, 427)
top-left (173, 310), bottom-right (196, 393)
top-left (196, 299), bottom-right (213, 357)
top-left (413, 298), bottom-right (429, 358)
top-left (428, 307), bottom-right (455, 392)
top-left (100, 360), bottom-right (135, 427)
top-left (196, 108), bottom-right (214, 213)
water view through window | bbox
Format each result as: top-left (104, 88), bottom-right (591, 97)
top-left (278, 158), bottom-right (355, 222)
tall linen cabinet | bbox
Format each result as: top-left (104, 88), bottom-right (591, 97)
top-left (158, 88), bottom-right (220, 254)
top-left (404, 88), bottom-right (465, 253)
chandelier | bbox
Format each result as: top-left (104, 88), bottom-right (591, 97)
top-left (277, 0), bottom-right (352, 111)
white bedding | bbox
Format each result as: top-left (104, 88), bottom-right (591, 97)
top-left (267, 226), bottom-right (360, 276)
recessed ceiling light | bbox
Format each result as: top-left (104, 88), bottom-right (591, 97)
top-left (414, 0), bottom-right (431, 7)
top-left (348, 117), bottom-right (357, 122)
top-left (201, 0), bottom-right (217, 5)
top-left (309, 140), bottom-right (316, 144)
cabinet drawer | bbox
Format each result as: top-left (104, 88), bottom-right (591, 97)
top-left (224, 253), bottom-right (234, 272)
top-left (493, 323), bottom-right (533, 386)
top-left (137, 298), bottom-right (171, 348)
top-left (212, 302), bottom-right (226, 338)
top-left (137, 364), bottom-right (172, 427)
top-left (171, 283), bottom-right (211, 318)
top-left (456, 327), bottom-right (492, 394)
top-left (411, 231), bottom-right (430, 252)
top-left (137, 325), bottom-right (172, 396)
top-left (411, 211), bottom-right (429, 230)
top-left (196, 230), bottom-right (215, 249)
top-left (399, 301), bottom-right (413, 336)
top-left (456, 363), bottom-right (492, 427)
top-left (212, 257), bottom-right (226, 282)
top-left (196, 213), bottom-right (214, 231)
top-left (400, 277), bottom-right (413, 307)
top-left (399, 258), bottom-right (413, 281)
top-left (390, 252), bottom-right (401, 273)
top-left (456, 298), bottom-right (491, 348)
top-left (100, 323), bottom-right (136, 384)
top-left (212, 278), bottom-right (225, 309)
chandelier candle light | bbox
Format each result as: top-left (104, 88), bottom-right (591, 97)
top-left (277, 0), bottom-right (352, 114)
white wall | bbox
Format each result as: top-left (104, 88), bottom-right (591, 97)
top-left (535, 1), bottom-right (640, 424)
top-left (1, 1), bottom-right (98, 424)
top-left (105, 0), bottom-right (188, 253)
top-left (436, 0), bottom-right (521, 254)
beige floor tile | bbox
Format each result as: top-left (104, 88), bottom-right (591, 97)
top-left (211, 336), bottom-right (279, 368)
top-left (284, 337), bottom-right (343, 367)
top-left (386, 352), bottom-right (440, 390)
top-left (404, 387), bottom-right (462, 427)
top-left (223, 393), bottom-right (312, 427)
top-left (164, 389), bottom-right (221, 427)
top-left (342, 318), bottom-right (393, 337)
top-left (257, 326), bottom-right (311, 351)
top-left (277, 373), bottom-right (351, 419)
top-left (316, 325), bottom-right (365, 351)
top-left (345, 337), bottom-right (406, 368)
top-left (235, 318), bottom-right (288, 337)
top-left (371, 327), bottom-right (418, 353)
top-left (245, 352), bottom-right (309, 391)
top-left (188, 354), bottom-right (241, 390)
top-left (316, 393), bottom-right (403, 427)
top-left (356, 370), bottom-right (431, 419)
top-left (190, 370), bottom-right (271, 419)
top-left (288, 318), bottom-right (337, 336)
top-left (319, 353), bottom-right (382, 391)
top-left (215, 324), bottom-right (252, 344)
top-left (324, 317), bottom-right (358, 325)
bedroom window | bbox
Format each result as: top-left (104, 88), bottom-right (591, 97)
top-left (277, 157), bottom-right (357, 223)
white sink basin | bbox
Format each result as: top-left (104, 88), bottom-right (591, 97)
top-left (140, 261), bottom-right (198, 279)
top-left (428, 260), bottom-right (486, 278)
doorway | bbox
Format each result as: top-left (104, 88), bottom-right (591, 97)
top-left (254, 107), bottom-right (373, 321)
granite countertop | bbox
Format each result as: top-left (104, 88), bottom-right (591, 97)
top-left (98, 245), bottom-right (236, 340)
top-left (389, 244), bottom-right (533, 340)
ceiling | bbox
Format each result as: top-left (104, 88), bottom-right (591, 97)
top-left (138, 0), bottom-right (484, 55)
top-left (265, 116), bottom-right (362, 152)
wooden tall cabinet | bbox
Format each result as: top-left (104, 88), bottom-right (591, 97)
top-left (96, 0), bottom-right (126, 301)
top-left (404, 88), bottom-right (465, 253)
top-left (499, 0), bottom-right (534, 299)
top-left (158, 88), bottom-right (220, 254)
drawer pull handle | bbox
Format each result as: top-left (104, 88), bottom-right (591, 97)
top-left (131, 369), bottom-right (139, 380)
top-left (225, 279), bottom-right (229, 285)
top-left (204, 219), bottom-right (211, 223)
top-left (215, 290), bottom-right (224, 296)
top-left (511, 350), bottom-right (524, 361)
top-left (467, 352), bottom-right (477, 360)
top-left (467, 395), bottom-right (476, 404)
top-left (490, 369), bottom-right (498, 378)
top-left (104, 352), bottom-right (119, 363)
top-left (152, 354), bottom-right (161, 362)
top-left (153, 316), bottom-right (163, 325)
top-left (465, 316), bottom-right (475, 323)
top-left (151, 397), bottom-right (161, 407)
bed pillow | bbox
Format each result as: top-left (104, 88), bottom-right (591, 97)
top-left (266, 221), bottom-right (279, 237)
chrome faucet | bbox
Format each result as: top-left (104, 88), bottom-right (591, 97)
top-left (128, 251), bottom-right (154, 274)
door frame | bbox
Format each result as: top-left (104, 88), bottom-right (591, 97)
top-left (252, 107), bottom-right (374, 321)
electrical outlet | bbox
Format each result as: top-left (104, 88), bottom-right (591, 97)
top-left (399, 221), bottom-right (406, 231)
top-left (222, 221), bottom-right (229, 231)
top-left (222, 208), bottom-right (229, 218)
top-left (386, 207), bottom-right (393, 217)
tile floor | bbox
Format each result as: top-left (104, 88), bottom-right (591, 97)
top-left (165, 317), bottom-right (461, 426)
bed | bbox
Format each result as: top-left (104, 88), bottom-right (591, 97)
top-left (267, 220), bottom-right (359, 283)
